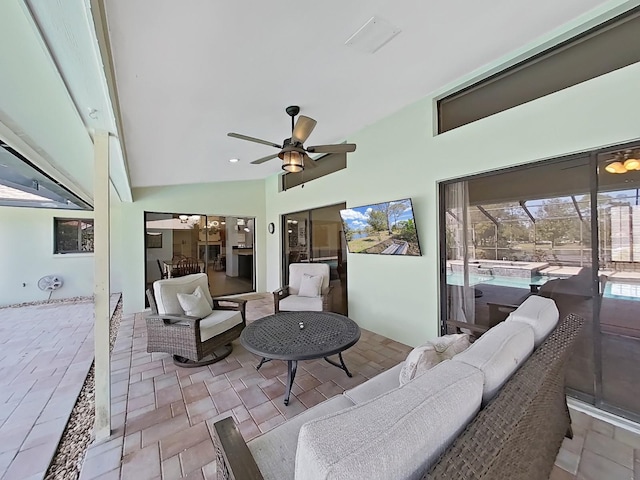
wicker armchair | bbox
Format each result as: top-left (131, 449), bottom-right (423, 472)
top-left (146, 273), bottom-right (246, 367)
top-left (273, 263), bottom-right (333, 313)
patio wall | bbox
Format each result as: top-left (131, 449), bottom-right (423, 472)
top-left (109, 58), bottom-right (640, 348)
top-left (261, 60), bottom-right (640, 348)
top-left (0, 187), bottom-right (125, 307)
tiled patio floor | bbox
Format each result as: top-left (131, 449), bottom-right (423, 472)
top-left (0, 296), bottom-right (119, 480)
top-left (78, 295), bottom-right (412, 479)
top-left (4, 294), bottom-right (638, 479)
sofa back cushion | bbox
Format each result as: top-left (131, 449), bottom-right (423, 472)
top-left (295, 360), bottom-right (484, 480)
top-left (452, 321), bottom-right (534, 404)
top-left (506, 295), bottom-right (559, 346)
top-left (153, 273), bottom-right (213, 315)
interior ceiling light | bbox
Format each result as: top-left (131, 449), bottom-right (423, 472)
top-left (605, 150), bottom-right (640, 174)
top-left (229, 158), bottom-right (239, 163)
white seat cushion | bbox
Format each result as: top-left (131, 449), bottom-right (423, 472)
top-left (247, 395), bottom-right (354, 480)
top-left (295, 361), bottom-right (484, 480)
top-left (199, 309), bottom-right (243, 341)
top-left (506, 295), bottom-right (559, 347)
top-left (343, 363), bottom-right (403, 403)
top-left (279, 295), bottom-right (323, 312)
top-left (452, 321), bottom-right (534, 404)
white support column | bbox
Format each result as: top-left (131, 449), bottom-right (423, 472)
top-left (94, 130), bottom-right (111, 440)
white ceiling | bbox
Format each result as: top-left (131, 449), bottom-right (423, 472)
top-left (99, 0), bottom-right (609, 188)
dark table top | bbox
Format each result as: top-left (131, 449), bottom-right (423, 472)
top-left (240, 311), bottom-right (361, 361)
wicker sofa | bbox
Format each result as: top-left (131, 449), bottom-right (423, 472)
top-left (212, 301), bottom-right (584, 480)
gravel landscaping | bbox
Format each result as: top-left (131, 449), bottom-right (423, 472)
top-left (40, 297), bottom-right (123, 480)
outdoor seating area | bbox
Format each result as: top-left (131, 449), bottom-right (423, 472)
top-left (2, 295), bottom-right (640, 479)
top-left (145, 274), bottom-right (247, 367)
top-left (273, 263), bottom-right (333, 313)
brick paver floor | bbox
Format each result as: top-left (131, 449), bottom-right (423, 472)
top-left (76, 294), bottom-right (640, 480)
top-left (0, 296), bottom-right (119, 480)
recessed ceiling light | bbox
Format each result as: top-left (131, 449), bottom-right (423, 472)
top-left (229, 158), bottom-right (239, 163)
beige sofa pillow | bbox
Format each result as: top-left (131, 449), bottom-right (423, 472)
top-left (177, 285), bottom-right (213, 318)
top-left (298, 274), bottom-right (323, 297)
top-left (399, 333), bottom-right (471, 385)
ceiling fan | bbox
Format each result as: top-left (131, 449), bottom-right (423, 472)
top-left (228, 106), bottom-right (356, 173)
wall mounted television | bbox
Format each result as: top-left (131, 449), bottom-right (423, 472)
top-left (339, 198), bottom-right (422, 256)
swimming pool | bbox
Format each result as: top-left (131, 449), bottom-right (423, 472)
top-left (446, 273), bottom-right (640, 301)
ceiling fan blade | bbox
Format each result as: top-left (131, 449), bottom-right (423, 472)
top-left (302, 153), bottom-right (317, 169)
top-left (228, 133), bottom-right (282, 149)
top-left (306, 143), bottom-right (356, 154)
top-left (291, 116), bottom-right (317, 144)
top-left (250, 153), bottom-right (279, 165)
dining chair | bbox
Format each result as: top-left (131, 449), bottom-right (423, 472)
top-left (175, 257), bottom-right (202, 277)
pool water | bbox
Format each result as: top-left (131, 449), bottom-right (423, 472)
top-left (446, 273), bottom-right (640, 301)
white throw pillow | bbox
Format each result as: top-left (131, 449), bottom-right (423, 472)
top-left (298, 274), bottom-right (323, 297)
top-left (177, 285), bottom-right (213, 318)
top-left (399, 333), bottom-right (471, 385)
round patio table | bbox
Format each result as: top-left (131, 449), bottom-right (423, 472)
top-left (240, 311), bottom-right (361, 405)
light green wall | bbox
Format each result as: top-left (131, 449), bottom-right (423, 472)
top-left (0, 185), bottom-right (125, 307)
top-left (117, 180), bottom-right (266, 314)
top-left (264, 62), bottom-right (640, 347)
top-left (0, 207), bottom-right (95, 305)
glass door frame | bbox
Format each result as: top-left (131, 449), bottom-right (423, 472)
top-left (438, 140), bottom-right (640, 422)
top-left (280, 202), bottom-right (348, 315)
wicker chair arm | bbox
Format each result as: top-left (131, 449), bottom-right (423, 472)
top-left (212, 298), bottom-right (247, 321)
top-left (147, 313), bottom-right (201, 326)
top-left (273, 286), bottom-right (290, 314)
top-left (321, 284), bottom-right (334, 297)
top-left (212, 297), bottom-right (248, 308)
top-left (273, 286), bottom-right (290, 297)
top-left (213, 416), bottom-right (264, 479)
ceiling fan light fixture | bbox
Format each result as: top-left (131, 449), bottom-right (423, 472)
top-left (605, 161), bottom-right (627, 174)
top-left (624, 158), bottom-right (640, 170)
top-left (281, 150), bottom-right (304, 173)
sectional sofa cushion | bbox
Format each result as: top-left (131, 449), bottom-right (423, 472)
top-left (343, 363), bottom-right (403, 403)
top-left (506, 295), bottom-right (559, 346)
top-left (247, 395), bottom-right (355, 480)
top-left (399, 333), bottom-right (470, 386)
top-left (295, 360), bottom-right (484, 480)
top-left (452, 321), bottom-right (534, 404)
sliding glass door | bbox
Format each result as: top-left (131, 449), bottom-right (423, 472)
top-left (440, 143), bottom-right (640, 421)
top-left (144, 212), bottom-right (255, 300)
top-left (282, 203), bottom-right (348, 315)
top-left (596, 147), bottom-right (640, 419)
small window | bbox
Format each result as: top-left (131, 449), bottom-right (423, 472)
top-left (54, 218), bottom-right (94, 253)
